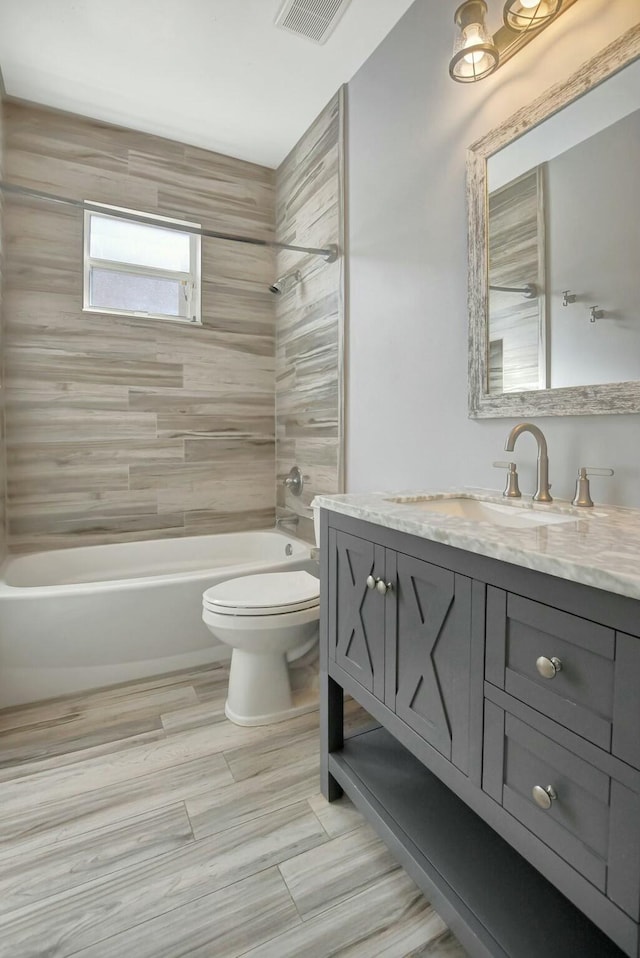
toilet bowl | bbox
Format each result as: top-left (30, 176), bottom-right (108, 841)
top-left (202, 569), bottom-right (320, 726)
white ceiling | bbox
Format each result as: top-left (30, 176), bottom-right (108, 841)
top-left (0, 0), bottom-right (415, 168)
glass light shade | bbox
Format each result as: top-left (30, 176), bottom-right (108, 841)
top-left (450, 1), bottom-right (499, 83)
top-left (503, 0), bottom-right (562, 31)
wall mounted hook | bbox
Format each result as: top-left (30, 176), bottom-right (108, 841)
top-left (562, 290), bottom-right (577, 307)
top-left (590, 306), bottom-right (604, 323)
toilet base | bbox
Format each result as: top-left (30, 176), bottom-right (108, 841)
top-left (225, 686), bottom-right (318, 727)
top-left (225, 647), bottom-right (318, 726)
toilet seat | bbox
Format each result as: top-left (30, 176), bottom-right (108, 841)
top-left (203, 570), bottom-right (319, 617)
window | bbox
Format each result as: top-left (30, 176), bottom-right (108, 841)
top-left (83, 204), bottom-right (201, 324)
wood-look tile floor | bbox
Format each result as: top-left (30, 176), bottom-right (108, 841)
top-left (0, 665), bottom-right (468, 958)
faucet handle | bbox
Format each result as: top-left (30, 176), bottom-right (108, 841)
top-left (572, 466), bottom-right (614, 508)
top-left (493, 461), bottom-right (522, 499)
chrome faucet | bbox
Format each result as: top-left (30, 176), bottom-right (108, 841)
top-left (504, 423), bottom-right (552, 502)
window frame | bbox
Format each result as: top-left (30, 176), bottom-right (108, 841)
top-left (82, 203), bottom-right (202, 326)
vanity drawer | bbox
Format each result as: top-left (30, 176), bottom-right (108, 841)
top-left (483, 700), bottom-right (640, 920)
top-left (485, 588), bottom-right (616, 751)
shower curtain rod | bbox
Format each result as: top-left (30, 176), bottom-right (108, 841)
top-left (0, 181), bottom-right (339, 262)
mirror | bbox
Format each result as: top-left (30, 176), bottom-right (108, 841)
top-left (468, 25), bottom-right (640, 418)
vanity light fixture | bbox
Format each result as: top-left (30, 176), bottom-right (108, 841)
top-left (450, 0), bottom-right (577, 83)
top-left (450, 1), bottom-right (499, 83)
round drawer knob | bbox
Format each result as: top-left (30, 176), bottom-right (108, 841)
top-left (536, 656), bottom-right (562, 680)
top-left (532, 784), bottom-right (557, 809)
top-left (376, 580), bottom-right (393, 596)
top-left (366, 575), bottom-right (377, 591)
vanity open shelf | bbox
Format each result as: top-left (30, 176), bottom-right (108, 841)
top-left (330, 726), bottom-right (621, 958)
top-left (317, 501), bottom-right (640, 958)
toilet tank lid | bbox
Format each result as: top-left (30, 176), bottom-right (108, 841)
top-left (203, 570), bottom-right (319, 610)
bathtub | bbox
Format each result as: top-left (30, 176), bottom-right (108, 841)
top-left (0, 530), bottom-right (313, 709)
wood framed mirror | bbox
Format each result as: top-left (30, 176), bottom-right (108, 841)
top-left (468, 24), bottom-right (640, 418)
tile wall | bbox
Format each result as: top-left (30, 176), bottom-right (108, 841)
top-left (274, 90), bottom-right (344, 541)
top-left (3, 102), bottom-right (277, 552)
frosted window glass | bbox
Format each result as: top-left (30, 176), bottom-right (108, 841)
top-left (90, 268), bottom-right (187, 317)
top-left (89, 215), bottom-right (191, 272)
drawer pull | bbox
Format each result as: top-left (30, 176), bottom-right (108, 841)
top-left (376, 580), bottom-right (394, 596)
top-left (532, 784), bottom-right (557, 809)
top-left (366, 575), bottom-right (378, 590)
top-left (536, 656), bottom-right (562, 679)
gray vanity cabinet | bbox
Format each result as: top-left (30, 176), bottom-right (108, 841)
top-left (328, 525), bottom-right (473, 772)
top-left (321, 508), bottom-right (640, 958)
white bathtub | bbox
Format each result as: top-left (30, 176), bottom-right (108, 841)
top-left (0, 530), bottom-right (313, 709)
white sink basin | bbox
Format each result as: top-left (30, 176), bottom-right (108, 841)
top-left (385, 496), bottom-right (582, 529)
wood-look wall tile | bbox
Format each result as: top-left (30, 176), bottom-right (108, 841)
top-left (5, 104), bottom-right (130, 174)
top-left (156, 415), bottom-right (276, 439)
top-left (6, 351), bottom-right (184, 389)
top-left (7, 490), bottom-right (159, 524)
top-left (4, 101), bottom-right (276, 551)
top-left (8, 439), bottom-right (184, 470)
top-left (6, 407), bottom-right (158, 444)
top-left (156, 475), bottom-right (273, 513)
top-left (274, 93), bottom-right (342, 532)
top-left (10, 511), bottom-right (185, 543)
top-left (184, 437), bottom-right (274, 463)
top-left (6, 149), bottom-right (160, 211)
top-left (183, 507), bottom-right (274, 536)
top-left (6, 466), bottom-right (130, 498)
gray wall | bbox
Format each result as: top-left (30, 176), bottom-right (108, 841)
top-left (347, 0), bottom-right (640, 508)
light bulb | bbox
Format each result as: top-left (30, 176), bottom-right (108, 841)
top-left (504, 0), bottom-right (558, 30)
top-left (520, 0), bottom-right (552, 12)
top-left (463, 25), bottom-right (486, 64)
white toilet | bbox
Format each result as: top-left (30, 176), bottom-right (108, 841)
top-left (202, 569), bottom-right (320, 726)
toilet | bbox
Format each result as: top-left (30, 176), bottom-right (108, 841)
top-left (202, 569), bottom-right (320, 726)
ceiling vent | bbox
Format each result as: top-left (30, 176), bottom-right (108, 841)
top-left (274, 0), bottom-right (354, 45)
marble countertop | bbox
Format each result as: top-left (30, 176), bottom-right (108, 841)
top-left (312, 489), bottom-right (640, 601)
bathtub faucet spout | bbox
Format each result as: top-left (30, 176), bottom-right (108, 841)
top-left (276, 514), bottom-right (299, 530)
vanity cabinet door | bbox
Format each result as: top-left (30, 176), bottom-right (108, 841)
top-left (391, 553), bottom-right (473, 773)
top-left (329, 528), bottom-right (386, 700)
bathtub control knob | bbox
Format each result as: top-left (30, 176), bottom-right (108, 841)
top-left (283, 466), bottom-right (303, 497)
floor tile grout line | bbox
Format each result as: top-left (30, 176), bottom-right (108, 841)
top-left (0, 729), bottom-right (245, 804)
top-left (62, 864), bottom-right (303, 958)
top-left (188, 792), bottom-right (323, 844)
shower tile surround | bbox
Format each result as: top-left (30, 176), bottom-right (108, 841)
top-left (275, 92), bottom-right (344, 541)
top-left (0, 101), bottom-right (333, 552)
top-left (1, 96), bottom-right (344, 552)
